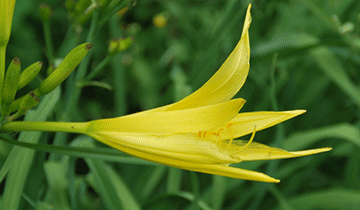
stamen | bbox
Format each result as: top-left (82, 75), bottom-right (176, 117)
top-left (226, 124), bottom-right (235, 149)
top-left (235, 125), bottom-right (257, 153)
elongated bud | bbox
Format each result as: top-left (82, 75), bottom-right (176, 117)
top-left (117, 7), bottom-right (128, 17)
top-left (1, 57), bottom-right (21, 119)
top-left (3, 57), bottom-right (20, 104)
top-left (75, 2), bottom-right (98, 24)
top-left (0, 0), bottom-right (16, 45)
top-left (17, 90), bottom-right (40, 116)
top-left (37, 43), bottom-right (93, 95)
top-left (18, 61), bottom-right (43, 90)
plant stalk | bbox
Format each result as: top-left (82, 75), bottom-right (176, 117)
top-left (0, 121), bottom-right (88, 134)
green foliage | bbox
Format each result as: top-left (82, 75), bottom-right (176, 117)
top-left (1, 0), bottom-right (360, 209)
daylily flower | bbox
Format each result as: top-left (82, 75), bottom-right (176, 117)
top-left (83, 4), bottom-right (331, 182)
top-left (1, 4), bottom-right (331, 182)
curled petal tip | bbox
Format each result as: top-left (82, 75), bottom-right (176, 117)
top-left (290, 147), bottom-right (332, 157)
top-left (242, 4), bottom-right (252, 35)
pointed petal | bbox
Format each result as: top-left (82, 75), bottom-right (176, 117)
top-left (91, 132), bottom-right (239, 164)
top-left (182, 163), bottom-right (280, 183)
top-left (226, 141), bottom-right (332, 161)
top-left (165, 4), bottom-right (252, 110)
top-left (205, 110), bottom-right (306, 141)
top-left (87, 133), bottom-right (279, 183)
top-left (88, 98), bottom-right (245, 134)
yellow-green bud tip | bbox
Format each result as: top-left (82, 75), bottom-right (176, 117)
top-left (39, 4), bottom-right (52, 20)
top-left (13, 57), bottom-right (21, 65)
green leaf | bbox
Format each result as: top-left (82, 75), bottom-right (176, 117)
top-left (0, 135), bottom-right (157, 165)
top-left (310, 46), bottom-right (360, 109)
top-left (284, 123), bottom-right (360, 150)
top-left (1, 87), bottom-right (60, 210)
top-left (252, 33), bottom-right (319, 57)
top-left (273, 189), bottom-right (360, 210)
top-left (43, 161), bottom-right (71, 210)
top-left (78, 138), bottom-right (141, 210)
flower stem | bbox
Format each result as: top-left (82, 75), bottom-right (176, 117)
top-left (49, 10), bottom-right (99, 161)
top-left (83, 54), bottom-right (112, 82)
top-left (43, 18), bottom-right (55, 63)
top-left (61, 10), bottom-right (99, 121)
top-left (0, 121), bottom-right (88, 134)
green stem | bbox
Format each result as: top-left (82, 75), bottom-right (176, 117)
top-left (99, 1), bottom-right (128, 28)
top-left (269, 53), bottom-right (279, 111)
top-left (83, 54), bottom-right (112, 81)
top-left (0, 121), bottom-right (88, 134)
top-left (0, 44), bottom-right (6, 107)
top-left (43, 19), bottom-right (55, 63)
top-left (109, 16), bottom-right (127, 116)
top-left (60, 11), bottom-right (99, 122)
top-left (49, 10), bottom-right (99, 161)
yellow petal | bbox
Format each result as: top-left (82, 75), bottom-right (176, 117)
top-left (164, 4), bottom-right (252, 111)
top-left (180, 163), bottom-right (279, 183)
top-left (225, 141), bottom-right (332, 161)
top-left (90, 132), bottom-right (239, 164)
top-left (204, 110), bottom-right (306, 141)
top-left (87, 98), bottom-right (245, 134)
top-left (87, 133), bottom-right (280, 183)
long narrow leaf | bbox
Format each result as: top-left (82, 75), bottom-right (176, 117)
top-left (1, 87), bottom-right (60, 210)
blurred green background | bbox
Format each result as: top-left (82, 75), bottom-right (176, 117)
top-left (1, 0), bottom-right (360, 209)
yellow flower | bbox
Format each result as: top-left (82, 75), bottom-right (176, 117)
top-left (83, 4), bottom-right (331, 182)
top-left (0, 4), bottom-right (331, 182)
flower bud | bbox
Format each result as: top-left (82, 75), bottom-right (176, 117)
top-left (117, 7), bottom-right (128, 17)
top-left (118, 37), bottom-right (133, 52)
top-left (3, 57), bottom-right (20, 104)
top-left (153, 13), bottom-right (168, 29)
top-left (37, 43), bottom-right (93, 95)
top-left (108, 39), bottom-right (118, 55)
top-left (17, 90), bottom-right (40, 116)
top-left (39, 4), bottom-right (51, 20)
top-left (1, 57), bottom-right (20, 118)
top-left (98, 0), bottom-right (110, 8)
top-left (75, 2), bottom-right (98, 24)
top-left (18, 61), bottom-right (43, 90)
